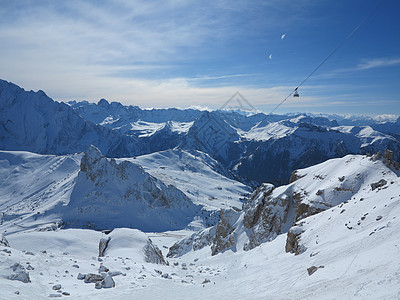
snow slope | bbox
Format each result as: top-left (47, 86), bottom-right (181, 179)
top-left (167, 153), bottom-right (400, 257)
top-left (0, 146), bottom-right (251, 234)
top-left (132, 149), bottom-right (251, 211)
top-left (1, 153), bottom-right (399, 299)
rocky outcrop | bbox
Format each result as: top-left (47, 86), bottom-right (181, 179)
top-left (8, 263), bottom-right (31, 283)
top-left (371, 179), bottom-right (387, 191)
top-left (98, 237), bottom-right (111, 257)
top-left (143, 239), bottom-right (167, 265)
top-left (285, 226), bottom-right (306, 255)
top-left (295, 202), bottom-right (325, 223)
top-left (1, 234), bottom-right (10, 247)
top-left (167, 226), bottom-right (216, 258)
top-left (242, 183), bottom-right (294, 251)
top-left (383, 149), bottom-right (400, 170)
top-left (211, 210), bottom-right (238, 256)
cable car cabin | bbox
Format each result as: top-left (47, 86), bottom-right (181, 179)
top-left (293, 88), bottom-right (299, 97)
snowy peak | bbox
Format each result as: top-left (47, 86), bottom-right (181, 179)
top-left (80, 145), bottom-right (103, 174)
top-left (61, 146), bottom-right (200, 231)
top-left (0, 79), bottom-right (144, 157)
top-left (184, 111), bottom-right (242, 165)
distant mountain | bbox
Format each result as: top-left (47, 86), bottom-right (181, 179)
top-left (0, 80), bottom-right (145, 157)
top-left (68, 97), bottom-right (400, 185)
top-left (1, 79), bottom-right (399, 186)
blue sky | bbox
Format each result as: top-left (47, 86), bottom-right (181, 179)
top-left (0, 0), bottom-right (399, 115)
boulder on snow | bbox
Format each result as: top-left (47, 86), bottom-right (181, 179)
top-left (98, 236), bottom-right (111, 257)
top-left (101, 274), bottom-right (115, 288)
top-left (98, 263), bottom-right (109, 273)
top-left (84, 273), bottom-right (104, 283)
top-left (371, 179), bottom-right (387, 191)
top-left (8, 263), bottom-right (31, 283)
top-left (100, 228), bottom-right (167, 264)
top-left (307, 265), bottom-right (324, 276)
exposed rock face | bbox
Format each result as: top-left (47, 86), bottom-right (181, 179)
top-left (295, 202), bottom-right (325, 223)
top-left (285, 226), bottom-right (306, 255)
top-left (167, 227), bottom-right (216, 258)
top-left (242, 184), bottom-right (274, 229)
top-left (169, 154), bottom-right (395, 257)
top-left (1, 234), bottom-right (10, 247)
top-left (211, 210), bottom-right (238, 256)
top-left (242, 183), bottom-right (294, 251)
top-left (143, 239), bottom-right (167, 265)
top-left (289, 170), bottom-right (304, 183)
top-left (98, 237), bottom-right (111, 257)
top-left (382, 149), bottom-right (400, 170)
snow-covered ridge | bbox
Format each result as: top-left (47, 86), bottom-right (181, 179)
top-left (60, 145), bottom-right (200, 231)
top-left (167, 152), bottom-right (400, 257)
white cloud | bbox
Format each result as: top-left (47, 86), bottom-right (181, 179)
top-left (357, 58), bottom-right (400, 70)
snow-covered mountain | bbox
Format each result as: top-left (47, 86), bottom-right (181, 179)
top-left (1, 79), bottom-right (399, 186)
top-left (0, 145), bottom-right (250, 234)
top-left (67, 96), bottom-right (400, 185)
top-left (167, 150), bottom-right (400, 257)
top-left (58, 146), bottom-right (201, 231)
top-left (1, 79), bottom-right (400, 299)
top-left (0, 80), bottom-right (145, 157)
top-left (1, 151), bottom-right (399, 299)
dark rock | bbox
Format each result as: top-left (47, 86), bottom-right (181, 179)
top-left (143, 240), bottom-right (167, 264)
top-left (371, 179), bottom-right (387, 191)
top-left (307, 266), bottom-right (318, 276)
top-left (1, 234), bottom-right (10, 247)
top-left (285, 226), bottom-right (306, 255)
top-left (307, 265), bottom-right (324, 276)
top-left (99, 236), bottom-right (111, 257)
top-left (84, 273), bottom-right (104, 283)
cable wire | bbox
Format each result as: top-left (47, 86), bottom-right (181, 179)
top-left (268, 0), bottom-right (387, 115)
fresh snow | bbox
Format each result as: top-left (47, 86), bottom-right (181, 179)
top-left (1, 153), bottom-right (399, 299)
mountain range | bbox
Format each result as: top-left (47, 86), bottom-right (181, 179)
top-left (1, 79), bottom-right (399, 186)
top-left (1, 79), bottom-right (399, 299)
